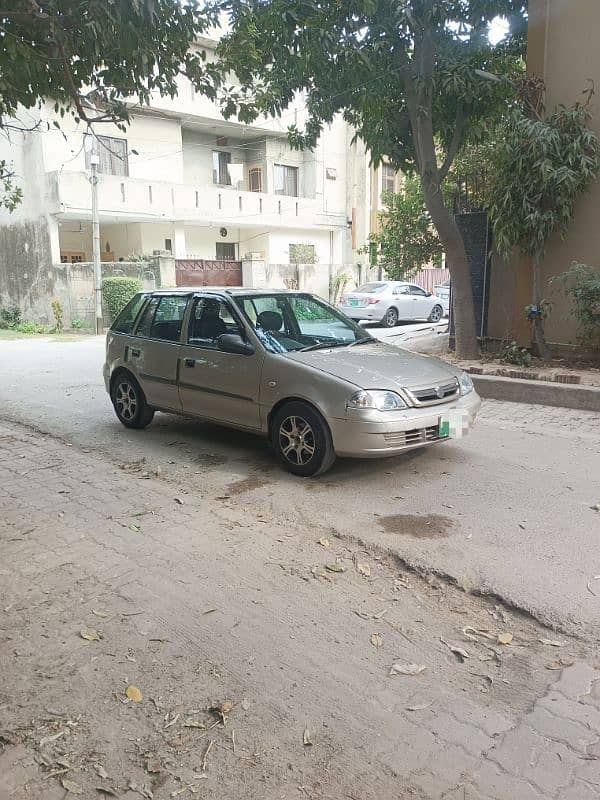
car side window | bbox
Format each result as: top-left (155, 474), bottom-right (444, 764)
top-left (393, 285), bottom-right (409, 295)
top-left (409, 285), bottom-right (427, 296)
top-left (135, 296), bottom-right (160, 338)
top-left (149, 296), bottom-right (189, 342)
top-left (111, 293), bottom-right (148, 334)
top-left (188, 298), bottom-right (243, 348)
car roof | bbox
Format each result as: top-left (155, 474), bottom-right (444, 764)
top-left (143, 287), bottom-right (307, 296)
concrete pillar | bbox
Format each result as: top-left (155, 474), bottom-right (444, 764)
top-left (47, 215), bottom-right (61, 264)
top-left (242, 252), bottom-right (267, 288)
top-left (174, 223), bottom-right (186, 259)
top-left (155, 252), bottom-right (176, 288)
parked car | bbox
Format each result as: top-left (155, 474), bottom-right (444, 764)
top-left (434, 280), bottom-right (451, 316)
top-left (338, 281), bottom-right (446, 327)
top-left (104, 289), bottom-right (481, 476)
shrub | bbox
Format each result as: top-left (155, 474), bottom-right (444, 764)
top-left (552, 262), bottom-right (600, 348)
top-left (15, 321), bottom-right (49, 335)
top-left (0, 304), bottom-right (21, 328)
top-left (102, 277), bottom-right (142, 321)
top-left (500, 340), bottom-right (532, 367)
top-left (51, 298), bottom-right (64, 333)
top-left (71, 318), bottom-right (86, 330)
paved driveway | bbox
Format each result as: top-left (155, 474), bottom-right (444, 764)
top-left (1, 335), bottom-right (599, 635)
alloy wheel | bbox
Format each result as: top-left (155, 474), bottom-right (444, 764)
top-left (430, 306), bottom-right (442, 323)
top-left (278, 415), bottom-right (316, 466)
top-left (115, 381), bottom-right (137, 421)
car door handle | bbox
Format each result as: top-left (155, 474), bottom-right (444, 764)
top-left (130, 348), bottom-right (141, 357)
top-left (184, 358), bottom-right (195, 368)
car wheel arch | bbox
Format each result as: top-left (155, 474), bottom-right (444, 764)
top-left (267, 396), bottom-right (330, 437)
top-left (110, 366), bottom-right (138, 395)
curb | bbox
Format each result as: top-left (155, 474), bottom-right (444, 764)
top-left (472, 373), bottom-right (600, 412)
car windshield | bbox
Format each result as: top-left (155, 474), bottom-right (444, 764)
top-left (356, 282), bottom-right (388, 293)
top-left (235, 293), bottom-right (373, 354)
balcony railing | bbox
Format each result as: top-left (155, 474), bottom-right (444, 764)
top-left (48, 171), bottom-right (346, 229)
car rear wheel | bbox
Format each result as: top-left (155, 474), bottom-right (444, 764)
top-left (428, 304), bottom-right (443, 323)
top-left (382, 307), bottom-right (398, 328)
top-left (271, 401), bottom-right (335, 477)
top-left (111, 372), bottom-right (154, 429)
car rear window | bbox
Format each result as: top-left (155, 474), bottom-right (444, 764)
top-left (356, 283), bottom-right (388, 293)
top-left (110, 293), bottom-right (147, 334)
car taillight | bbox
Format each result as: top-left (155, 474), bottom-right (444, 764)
top-left (340, 295), bottom-right (347, 304)
top-left (366, 298), bottom-right (380, 305)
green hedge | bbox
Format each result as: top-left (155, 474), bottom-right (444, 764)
top-left (102, 277), bottom-right (142, 321)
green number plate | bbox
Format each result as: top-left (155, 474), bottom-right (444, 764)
top-left (439, 418), bottom-right (450, 437)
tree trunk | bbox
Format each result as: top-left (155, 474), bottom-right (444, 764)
top-left (531, 254), bottom-right (551, 361)
top-left (421, 182), bottom-right (479, 359)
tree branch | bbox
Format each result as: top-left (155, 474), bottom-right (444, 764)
top-left (439, 102), bottom-right (465, 182)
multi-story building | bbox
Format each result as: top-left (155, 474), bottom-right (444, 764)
top-left (0, 37), bottom-right (383, 322)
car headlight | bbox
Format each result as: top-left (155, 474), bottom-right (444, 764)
top-left (347, 390), bottom-right (407, 411)
top-left (459, 372), bottom-right (474, 395)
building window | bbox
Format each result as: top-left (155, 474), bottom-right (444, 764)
top-left (216, 242), bottom-right (236, 261)
top-left (85, 135), bottom-right (129, 177)
top-left (289, 243), bottom-right (316, 264)
top-left (164, 238), bottom-right (172, 253)
top-left (326, 167), bottom-right (337, 180)
top-left (381, 164), bottom-right (396, 195)
top-left (248, 166), bottom-right (263, 193)
top-left (212, 151), bottom-right (232, 185)
top-left (274, 164), bottom-right (298, 196)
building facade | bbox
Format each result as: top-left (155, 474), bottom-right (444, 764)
top-left (487, 0), bottom-right (600, 350)
top-left (0, 38), bottom-right (380, 323)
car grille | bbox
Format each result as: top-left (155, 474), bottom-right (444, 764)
top-left (383, 425), bottom-right (445, 447)
top-left (407, 379), bottom-right (459, 406)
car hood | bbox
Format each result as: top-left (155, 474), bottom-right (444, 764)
top-left (286, 341), bottom-right (460, 391)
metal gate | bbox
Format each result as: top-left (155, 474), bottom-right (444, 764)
top-left (175, 259), bottom-right (243, 287)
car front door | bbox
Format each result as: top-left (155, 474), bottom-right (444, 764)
top-left (408, 285), bottom-right (432, 318)
top-left (178, 295), bottom-right (264, 430)
top-left (129, 293), bottom-right (189, 411)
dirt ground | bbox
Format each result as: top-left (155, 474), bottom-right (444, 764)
top-left (2, 421), bottom-right (599, 800)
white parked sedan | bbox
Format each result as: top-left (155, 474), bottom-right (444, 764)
top-left (339, 282), bottom-right (446, 328)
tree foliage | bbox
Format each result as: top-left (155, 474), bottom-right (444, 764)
top-left (0, 1), bottom-right (219, 208)
top-left (552, 262), bottom-right (600, 349)
top-left (487, 79), bottom-right (600, 355)
top-left (218, 0), bottom-right (527, 358)
top-left (369, 177), bottom-right (445, 279)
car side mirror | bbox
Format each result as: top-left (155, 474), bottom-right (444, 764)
top-left (217, 333), bottom-right (255, 356)
top-left (426, 291), bottom-right (432, 297)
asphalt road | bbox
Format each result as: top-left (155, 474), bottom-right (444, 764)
top-left (1, 334), bottom-right (599, 637)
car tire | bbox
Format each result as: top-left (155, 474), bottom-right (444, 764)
top-left (111, 372), bottom-right (155, 429)
top-left (271, 401), bottom-right (335, 477)
top-left (428, 305), bottom-right (443, 323)
top-left (382, 307), bottom-right (398, 328)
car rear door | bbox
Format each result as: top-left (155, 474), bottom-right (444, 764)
top-left (391, 284), bottom-right (414, 319)
top-left (408, 285), bottom-right (432, 317)
top-left (128, 293), bottom-right (190, 411)
top-left (178, 295), bottom-right (264, 430)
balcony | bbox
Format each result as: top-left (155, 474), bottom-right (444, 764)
top-left (48, 171), bottom-right (346, 230)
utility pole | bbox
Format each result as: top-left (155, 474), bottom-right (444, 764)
top-left (89, 133), bottom-right (103, 335)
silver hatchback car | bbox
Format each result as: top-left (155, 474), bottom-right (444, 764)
top-left (104, 288), bottom-right (480, 476)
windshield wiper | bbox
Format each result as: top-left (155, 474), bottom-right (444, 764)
top-left (348, 337), bottom-right (376, 347)
top-left (299, 340), bottom-right (349, 352)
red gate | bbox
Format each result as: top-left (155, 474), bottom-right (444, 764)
top-left (175, 259), bottom-right (243, 287)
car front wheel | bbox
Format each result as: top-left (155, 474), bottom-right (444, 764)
top-left (271, 401), bottom-right (335, 477)
top-left (382, 307), bottom-right (399, 328)
top-left (111, 372), bottom-right (155, 429)
top-left (428, 304), bottom-right (443, 323)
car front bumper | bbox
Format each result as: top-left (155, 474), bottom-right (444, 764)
top-left (327, 391), bottom-right (481, 457)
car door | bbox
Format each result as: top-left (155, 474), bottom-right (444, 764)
top-left (178, 295), bottom-right (264, 430)
top-left (129, 293), bottom-right (190, 411)
top-left (391, 284), bottom-right (413, 319)
top-left (408, 285), bottom-right (432, 318)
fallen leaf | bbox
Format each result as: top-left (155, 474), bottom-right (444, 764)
top-left (128, 780), bottom-right (153, 799)
top-left (126, 685), bottom-right (143, 703)
top-left (540, 638), bottom-right (563, 647)
top-left (590, 503), bottom-right (600, 512)
top-left (183, 720), bottom-right (206, 729)
top-left (174, 497), bottom-right (184, 505)
top-left (389, 662), bottom-right (427, 677)
top-left (497, 632), bottom-right (513, 645)
top-left (325, 563), bottom-right (345, 573)
top-left (317, 537), bottom-right (330, 548)
top-left (146, 759), bottom-right (162, 774)
top-left (0, 731), bottom-right (18, 746)
top-left (440, 637), bottom-right (469, 662)
top-left (303, 728), bottom-right (313, 746)
top-left (39, 730), bottom-right (66, 746)
top-left (91, 610), bottom-right (110, 619)
top-left (80, 628), bottom-right (103, 642)
top-left (95, 788), bottom-right (117, 797)
top-left (546, 660), bottom-right (562, 670)
top-left (405, 702), bottom-right (434, 711)
top-left (61, 778), bottom-right (83, 795)
top-left (129, 524), bottom-right (141, 532)
top-left (95, 765), bottom-right (109, 780)
top-left (370, 633), bottom-right (383, 648)
top-left (356, 563), bottom-right (371, 577)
